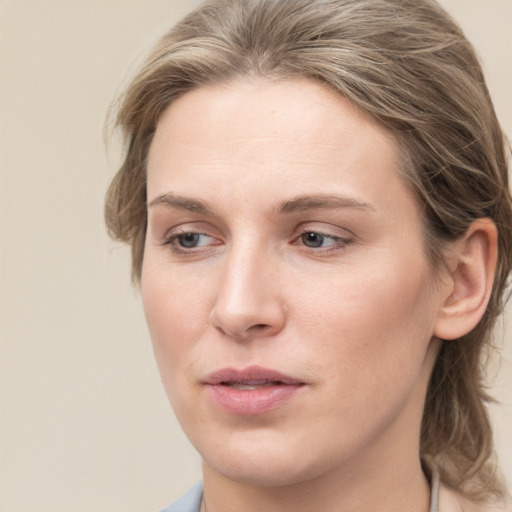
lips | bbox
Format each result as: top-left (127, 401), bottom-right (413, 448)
top-left (205, 366), bottom-right (303, 386)
top-left (204, 365), bottom-right (305, 415)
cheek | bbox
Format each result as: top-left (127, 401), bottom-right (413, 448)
top-left (141, 262), bottom-right (212, 384)
top-left (141, 273), bottom-right (212, 431)
top-left (288, 269), bottom-right (436, 451)
top-left (290, 260), bottom-right (436, 383)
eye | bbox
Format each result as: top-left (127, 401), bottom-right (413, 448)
top-left (299, 231), bottom-right (342, 249)
top-left (164, 230), bottom-right (220, 253)
top-left (292, 227), bottom-right (354, 254)
top-left (301, 232), bottom-right (334, 248)
top-left (176, 232), bottom-right (209, 248)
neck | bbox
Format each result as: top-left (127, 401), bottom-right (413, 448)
top-left (201, 442), bottom-right (431, 512)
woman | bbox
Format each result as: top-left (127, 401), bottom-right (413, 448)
top-left (105, 0), bottom-right (512, 510)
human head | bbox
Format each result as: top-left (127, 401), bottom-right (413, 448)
top-left (105, 0), bottom-right (512, 500)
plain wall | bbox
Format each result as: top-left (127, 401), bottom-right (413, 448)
top-left (0, 1), bottom-right (510, 510)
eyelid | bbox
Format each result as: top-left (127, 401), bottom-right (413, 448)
top-left (293, 221), bottom-right (355, 239)
top-left (159, 219), bottom-right (220, 241)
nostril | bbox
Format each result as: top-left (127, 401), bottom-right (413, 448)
top-left (249, 324), bottom-right (271, 333)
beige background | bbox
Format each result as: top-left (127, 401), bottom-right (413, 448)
top-left (0, 1), bottom-right (511, 511)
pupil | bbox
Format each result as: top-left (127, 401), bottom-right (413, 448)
top-left (179, 233), bottom-right (199, 248)
top-left (303, 232), bottom-right (324, 248)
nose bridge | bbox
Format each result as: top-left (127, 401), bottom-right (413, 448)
top-left (211, 236), bottom-right (285, 339)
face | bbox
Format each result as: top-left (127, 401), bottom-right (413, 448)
top-left (143, 78), bottom-right (447, 488)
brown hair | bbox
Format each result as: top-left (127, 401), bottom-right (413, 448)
top-left (105, 0), bottom-right (512, 501)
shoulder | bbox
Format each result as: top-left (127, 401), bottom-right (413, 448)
top-left (439, 483), bottom-right (511, 512)
top-left (156, 482), bottom-right (203, 512)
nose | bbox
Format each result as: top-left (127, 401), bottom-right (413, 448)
top-left (210, 247), bottom-right (286, 341)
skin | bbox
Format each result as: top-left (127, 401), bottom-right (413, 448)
top-left (141, 78), bottom-right (494, 512)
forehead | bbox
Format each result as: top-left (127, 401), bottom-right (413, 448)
top-left (149, 77), bottom-right (398, 160)
top-left (146, 77), bottom-right (413, 220)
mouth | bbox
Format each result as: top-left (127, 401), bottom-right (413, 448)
top-left (204, 365), bottom-right (304, 387)
top-left (220, 380), bottom-right (286, 390)
top-left (203, 366), bottom-right (305, 415)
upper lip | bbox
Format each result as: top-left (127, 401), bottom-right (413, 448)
top-left (204, 365), bottom-right (304, 385)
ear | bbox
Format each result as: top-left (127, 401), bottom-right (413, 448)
top-left (434, 219), bottom-right (498, 341)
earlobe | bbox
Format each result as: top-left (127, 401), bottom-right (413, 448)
top-left (434, 219), bottom-right (498, 341)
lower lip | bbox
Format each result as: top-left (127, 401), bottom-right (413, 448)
top-left (206, 383), bottom-right (303, 415)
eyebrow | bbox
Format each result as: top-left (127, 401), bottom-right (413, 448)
top-left (147, 193), bottom-right (214, 215)
top-left (147, 192), bottom-right (375, 216)
top-left (276, 194), bottom-right (375, 214)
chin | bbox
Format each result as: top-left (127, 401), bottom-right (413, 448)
top-left (207, 454), bottom-right (319, 488)
top-left (199, 429), bottom-right (343, 488)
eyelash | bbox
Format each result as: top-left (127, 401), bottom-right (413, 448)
top-left (162, 228), bottom-right (353, 254)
